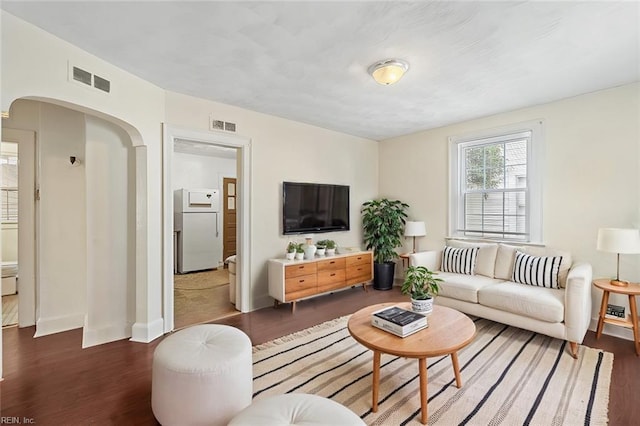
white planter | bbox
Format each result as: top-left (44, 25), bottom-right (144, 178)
top-left (286, 252), bottom-right (295, 260)
top-left (316, 248), bottom-right (326, 256)
top-left (326, 248), bottom-right (336, 256)
top-left (295, 252), bottom-right (304, 260)
top-left (411, 297), bottom-right (434, 314)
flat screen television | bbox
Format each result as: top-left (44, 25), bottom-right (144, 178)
top-left (282, 182), bottom-right (350, 235)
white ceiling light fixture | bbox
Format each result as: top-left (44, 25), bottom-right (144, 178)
top-left (367, 58), bottom-right (409, 85)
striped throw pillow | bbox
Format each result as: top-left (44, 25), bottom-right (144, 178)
top-left (441, 246), bottom-right (479, 275)
top-left (512, 251), bottom-right (563, 289)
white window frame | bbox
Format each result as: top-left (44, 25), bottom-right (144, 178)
top-left (448, 120), bottom-right (544, 243)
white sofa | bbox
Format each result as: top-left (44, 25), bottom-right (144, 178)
top-left (409, 240), bottom-right (592, 358)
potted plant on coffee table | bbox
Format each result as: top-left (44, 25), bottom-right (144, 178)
top-left (401, 265), bottom-right (442, 314)
top-left (361, 198), bottom-right (409, 290)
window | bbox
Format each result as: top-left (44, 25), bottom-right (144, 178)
top-left (1, 148), bottom-right (18, 223)
top-left (449, 121), bottom-right (543, 243)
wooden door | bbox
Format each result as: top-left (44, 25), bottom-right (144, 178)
top-left (222, 177), bottom-right (237, 262)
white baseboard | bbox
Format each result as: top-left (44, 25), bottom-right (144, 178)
top-left (82, 321), bottom-right (133, 348)
top-left (34, 313), bottom-right (84, 337)
top-left (130, 318), bottom-right (164, 343)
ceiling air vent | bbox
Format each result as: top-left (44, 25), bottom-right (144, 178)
top-left (73, 66), bottom-right (92, 86)
top-left (93, 75), bottom-right (111, 93)
top-left (224, 122), bottom-right (236, 132)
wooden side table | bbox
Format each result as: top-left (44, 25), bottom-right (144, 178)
top-left (594, 278), bottom-right (640, 356)
top-left (399, 252), bottom-right (411, 270)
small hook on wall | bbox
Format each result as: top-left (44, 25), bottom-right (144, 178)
top-left (70, 156), bottom-right (81, 166)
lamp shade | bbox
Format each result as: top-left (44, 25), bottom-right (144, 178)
top-left (596, 228), bottom-right (640, 254)
top-left (404, 221), bottom-right (426, 237)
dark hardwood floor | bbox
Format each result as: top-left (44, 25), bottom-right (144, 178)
top-left (1, 286), bottom-right (637, 425)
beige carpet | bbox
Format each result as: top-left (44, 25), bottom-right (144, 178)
top-left (174, 268), bottom-right (230, 290)
top-left (253, 316), bottom-right (612, 425)
top-left (173, 268), bottom-right (239, 329)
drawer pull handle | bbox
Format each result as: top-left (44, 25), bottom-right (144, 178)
top-left (330, 273), bottom-right (336, 276)
top-left (357, 257), bottom-right (362, 260)
top-left (299, 279), bottom-right (305, 283)
top-left (298, 266), bottom-right (305, 269)
top-left (330, 261), bottom-right (335, 264)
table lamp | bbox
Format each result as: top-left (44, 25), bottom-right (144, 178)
top-left (596, 227), bottom-right (640, 287)
top-left (404, 221), bottom-right (426, 253)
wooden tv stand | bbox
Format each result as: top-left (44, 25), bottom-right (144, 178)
top-left (268, 251), bottom-right (373, 312)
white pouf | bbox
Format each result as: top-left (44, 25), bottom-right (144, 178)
top-left (152, 324), bottom-right (252, 426)
top-left (228, 393), bottom-right (365, 426)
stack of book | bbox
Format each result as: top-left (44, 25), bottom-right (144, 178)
top-left (371, 306), bottom-right (427, 337)
top-left (605, 304), bottom-right (626, 320)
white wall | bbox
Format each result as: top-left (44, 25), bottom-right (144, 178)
top-left (165, 91), bottom-right (379, 309)
top-left (379, 83), bottom-right (640, 327)
top-left (84, 115), bottom-right (135, 347)
top-left (4, 100), bottom-right (88, 335)
top-left (2, 11), bottom-right (166, 343)
top-left (172, 151), bottom-right (237, 191)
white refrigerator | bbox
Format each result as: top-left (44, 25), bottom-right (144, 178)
top-left (174, 188), bottom-right (221, 273)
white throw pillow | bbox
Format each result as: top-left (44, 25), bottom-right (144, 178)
top-left (441, 246), bottom-right (479, 275)
top-left (512, 251), bottom-right (563, 289)
top-left (494, 244), bottom-right (523, 281)
top-left (446, 240), bottom-right (498, 278)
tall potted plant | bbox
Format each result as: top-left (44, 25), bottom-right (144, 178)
top-left (401, 265), bottom-right (442, 313)
top-left (361, 198), bottom-right (409, 290)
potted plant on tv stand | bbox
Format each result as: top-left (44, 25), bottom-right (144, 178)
top-left (401, 265), bottom-right (442, 314)
top-left (361, 198), bottom-right (409, 290)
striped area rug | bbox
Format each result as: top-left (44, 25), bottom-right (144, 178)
top-left (253, 316), bottom-right (612, 425)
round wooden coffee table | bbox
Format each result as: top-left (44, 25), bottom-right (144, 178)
top-left (348, 303), bottom-right (476, 425)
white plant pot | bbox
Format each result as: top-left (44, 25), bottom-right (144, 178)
top-left (316, 248), bottom-right (326, 256)
top-left (411, 297), bottom-right (434, 314)
top-left (295, 252), bottom-right (304, 260)
top-left (286, 252), bottom-right (295, 260)
top-left (326, 248), bottom-right (336, 256)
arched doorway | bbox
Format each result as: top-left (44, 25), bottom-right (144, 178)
top-left (2, 98), bottom-right (148, 347)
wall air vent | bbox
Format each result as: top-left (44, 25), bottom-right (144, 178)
top-left (210, 119), bottom-right (224, 131)
top-left (93, 75), bottom-right (111, 93)
top-left (209, 116), bottom-right (237, 132)
top-left (73, 66), bottom-right (92, 86)
top-left (69, 62), bottom-right (111, 94)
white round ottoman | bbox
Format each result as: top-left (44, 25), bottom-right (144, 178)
top-left (228, 393), bottom-right (365, 426)
top-left (152, 324), bottom-right (252, 426)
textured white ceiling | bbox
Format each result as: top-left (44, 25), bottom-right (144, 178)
top-left (2, 1), bottom-right (639, 140)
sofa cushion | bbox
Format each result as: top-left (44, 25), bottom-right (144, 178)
top-left (446, 240), bottom-right (498, 278)
top-left (512, 251), bottom-right (563, 289)
top-left (495, 244), bottom-right (572, 288)
top-left (522, 246), bottom-right (572, 288)
top-left (494, 243), bottom-right (523, 280)
top-left (441, 246), bottom-right (479, 275)
top-left (478, 281), bottom-right (564, 323)
top-left (437, 272), bottom-right (503, 303)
